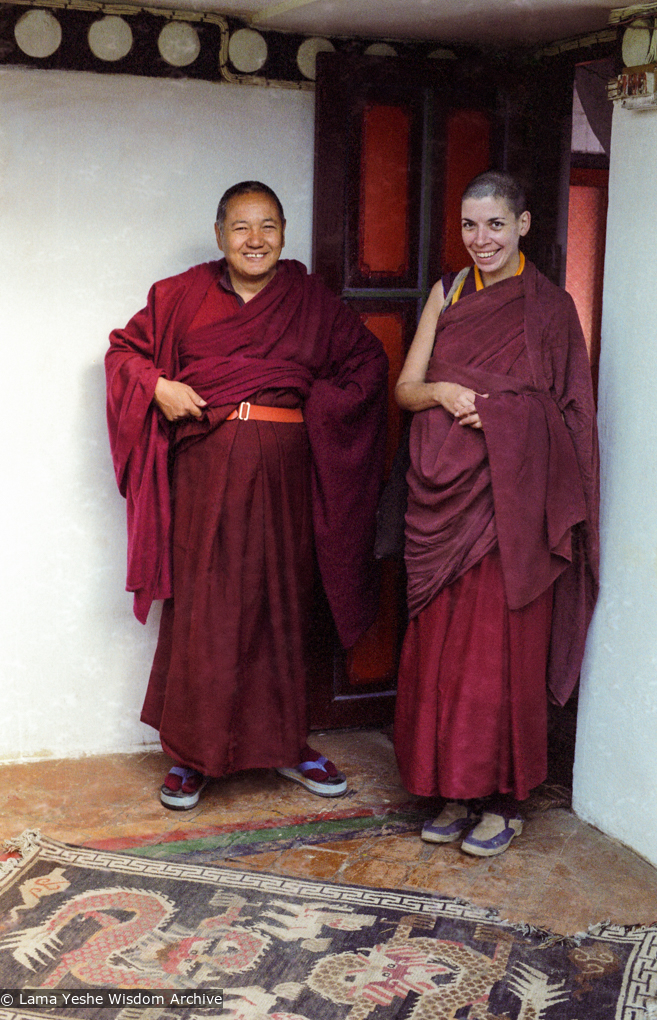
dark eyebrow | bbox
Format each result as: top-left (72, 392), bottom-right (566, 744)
top-left (229, 217), bottom-right (279, 227)
top-left (461, 216), bottom-right (507, 225)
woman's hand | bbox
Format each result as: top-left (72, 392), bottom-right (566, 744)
top-left (394, 279), bottom-right (487, 426)
top-left (153, 377), bottom-right (207, 421)
top-left (436, 381), bottom-right (488, 429)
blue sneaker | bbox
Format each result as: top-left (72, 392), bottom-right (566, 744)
top-left (421, 801), bottom-right (481, 844)
top-left (461, 811), bottom-right (523, 857)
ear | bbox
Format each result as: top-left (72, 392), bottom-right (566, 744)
top-left (214, 222), bottom-right (224, 253)
top-left (518, 210), bottom-right (531, 237)
top-left (281, 220), bottom-right (286, 250)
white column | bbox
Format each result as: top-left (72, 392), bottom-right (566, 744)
top-left (574, 101), bottom-right (657, 866)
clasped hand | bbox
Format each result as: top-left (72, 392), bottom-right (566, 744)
top-left (154, 377), bottom-right (207, 421)
top-left (436, 381), bottom-right (488, 429)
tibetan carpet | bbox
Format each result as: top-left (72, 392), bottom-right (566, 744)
top-left (0, 833), bottom-right (655, 1019)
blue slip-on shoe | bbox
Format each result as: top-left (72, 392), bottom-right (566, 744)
top-left (160, 767), bottom-right (209, 810)
top-left (460, 811), bottom-right (523, 857)
top-left (276, 755), bottom-right (347, 797)
top-left (421, 801), bottom-right (482, 844)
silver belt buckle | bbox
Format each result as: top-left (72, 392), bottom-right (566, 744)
top-left (237, 401), bottom-right (251, 421)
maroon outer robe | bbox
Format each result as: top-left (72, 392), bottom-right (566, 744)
top-left (106, 259), bottom-right (387, 775)
top-left (106, 259), bottom-right (388, 648)
top-left (395, 262), bottom-right (599, 800)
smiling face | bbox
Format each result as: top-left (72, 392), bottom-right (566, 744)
top-left (215, 191), bottom-right (285, 297)
top-left (460, 195), bottom-right (530, 286)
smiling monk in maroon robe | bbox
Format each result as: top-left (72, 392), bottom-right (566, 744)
top-left (106, 182), bottom-right (387, 809)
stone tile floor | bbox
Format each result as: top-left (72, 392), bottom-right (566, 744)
top-left (2, 729), bottom-right (656, 936)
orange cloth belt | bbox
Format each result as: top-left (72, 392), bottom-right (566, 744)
top-left (226, 401), bottom-right (304, 423)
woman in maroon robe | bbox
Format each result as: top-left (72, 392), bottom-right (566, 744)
top-left (393, 171), bottom-right (599, 856)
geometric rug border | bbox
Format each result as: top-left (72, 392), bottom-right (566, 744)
top-left (2, 833), bottom-right (499, 923)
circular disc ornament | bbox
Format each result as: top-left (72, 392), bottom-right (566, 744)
top-left (622, 21), bottom-right (652, 67)
top-left (296, 37), bottom-right (335, 80)
top-left (158, 22), bottom-right (201, 67)
top-left (228, 28), bottom-right (268, 73)
top-left (428, 48), bottom-right (457, 60)
top-left (88, 16), bottom-right (133, 62)
top-left (364, 43), bottom-right (397, 57)
top-left (14, 10), bottom-right (62, 59)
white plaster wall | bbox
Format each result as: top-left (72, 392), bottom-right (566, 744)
top-left (573, 103), bottom-right (657, 866)
top-left (0, 67), bottom-right (315, 760)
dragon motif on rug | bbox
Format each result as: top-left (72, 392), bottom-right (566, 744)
top-left (0, 885), bottom-right (271, 987)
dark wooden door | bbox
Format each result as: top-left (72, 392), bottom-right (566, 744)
top-left (307, 51), bottom-right (576, 729)
top-left (307, 53), bottom-right (496, 729)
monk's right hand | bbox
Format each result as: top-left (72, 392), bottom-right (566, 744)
top-left (435, 381), bottom-right (488, 429)
top-left (153, 377), bottom-right (208, 421)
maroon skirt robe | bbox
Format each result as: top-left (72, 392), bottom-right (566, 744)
top-left (143, 392), bottom-right (315, 777)
top-left (396, 550), bottom-right (553, 800)
top-left (394, 266), bottom-right (599, 802)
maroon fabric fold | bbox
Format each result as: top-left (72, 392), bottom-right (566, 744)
top-left (106, 263), bottom-right (217, 622)
top-left (405, 276), bottom-right (530, 616)
top-left (478, 389), bottom-right (585, 608)
top-left (106, 259), bottom-right (388, 647)
top-left (404, 262), bottom-right (599, 704)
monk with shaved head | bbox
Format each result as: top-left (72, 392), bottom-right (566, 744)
top-left (107, 181), bottom-right (387, 809)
